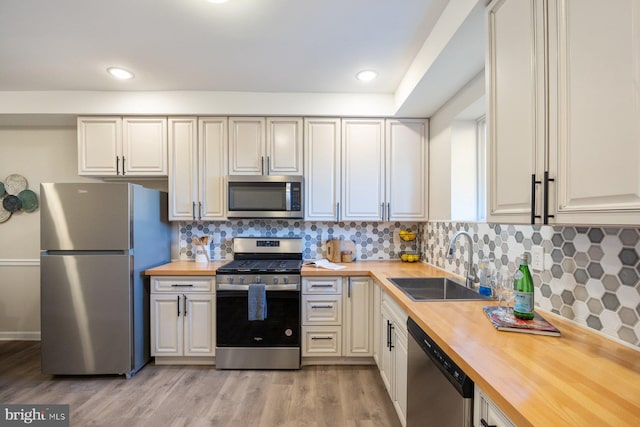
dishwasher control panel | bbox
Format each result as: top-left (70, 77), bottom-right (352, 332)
top-left (407, 317), bottom-right (473, 398)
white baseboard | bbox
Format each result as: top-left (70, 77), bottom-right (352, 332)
top-left (0, 331), bottom-right (41, 341)
top-left (0, 259), bottom-right (40, 267)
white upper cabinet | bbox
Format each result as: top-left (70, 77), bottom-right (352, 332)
top-left (341, 119), bottom-right (385, 221)
top-left (547, 0), bottom-right (640, 224)
top-left (168, 117), bottom-right (227, 221)
top-left (487, 0), bottom-right (640, 225)
top-left (386, 119), bottom-right (428, 221)
top-left (229, 117), bottom-right (302, 175)
top-left (78, 116), bottom-right (167, 177)
top-left (228, 117), bottom-right (265, 175)
top-left (304, 118), bottom-right (341, 221)
top-left (486, 0), bottom-right (546, 223)
top-left (267, 117), bottom-right (303, 175)
top-left (198, 118), bottom-right (227, 220)
top-left (306, 118), bottom-right (428, 222)
top-left (122, 117), bottom-right (168, 176)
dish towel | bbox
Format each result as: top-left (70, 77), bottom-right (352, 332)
top-left (248, 283), bottom-right (267, 321)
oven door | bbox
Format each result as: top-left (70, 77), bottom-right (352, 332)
top-left (216, 284), bottom-right (300, 347)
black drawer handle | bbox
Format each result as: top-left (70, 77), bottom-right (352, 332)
top-left (171, 284), bottom-right (195, 287)
top-left (311, 336), bottom-right (334, 340)
top-left (481, 419), bottom-right (496, 427)
top-left (311, 284), bottom-right (334, 288)
top-left (311, 305), bottom-right (334, 309)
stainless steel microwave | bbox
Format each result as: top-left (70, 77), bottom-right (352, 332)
top-left (227, 175), bottom-right (303, 219)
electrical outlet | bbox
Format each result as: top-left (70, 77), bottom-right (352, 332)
top-left (531, 246), bottom-right (544, 271)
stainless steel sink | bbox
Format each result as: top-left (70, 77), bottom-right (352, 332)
top-left (388, 277), bottom-right (490, 301)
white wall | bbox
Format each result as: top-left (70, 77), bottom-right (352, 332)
top-left (428, 71), bottom-right (485, 220)
top-left (0, 125), bottom-right (96, 339)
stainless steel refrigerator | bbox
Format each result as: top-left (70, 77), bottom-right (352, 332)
top-left (40, 182), bottom-right (171, 377)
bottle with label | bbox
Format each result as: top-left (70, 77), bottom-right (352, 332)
top-left (513, 254), bottom-right (535, 320)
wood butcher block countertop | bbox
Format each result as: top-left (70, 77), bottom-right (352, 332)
top-left (146, 260), bottom-right (640, 426)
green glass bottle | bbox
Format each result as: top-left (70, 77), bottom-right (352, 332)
top-left (513, 254), bottom-right (535, 320)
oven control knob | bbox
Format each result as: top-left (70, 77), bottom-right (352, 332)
top-left (272, 277), bottom-right (279, 284)
top-left (239, 276), bottom-right (245, 284)
top-left (255, 276), bottom-right (261, 283)
top-left (226, 277), bottom-right (233, 284)
top-left (283, 277), bottom-right (289, 284)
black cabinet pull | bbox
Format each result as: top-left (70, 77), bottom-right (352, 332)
top-left (480, 419), bottom-right (496, 427)
top-left (531, 174), bottom-right (541, 224)
top-left (183, 294), bottom-right (187, 316)
top-left (261, 156), bottom-right (265, 175)
top-left (177, 295), bottom-right (180, 317)
top-left (121, 156), bottom-right (126, 175)
top-left (192, 202), bottom-right (196, 220)
top-left (116, 156), bottom-right (120, 175)
top-left (389, 323), bottom-right (395, 350)
top-left (311, 336), bottom-right (333, 340)
top-left (311, 305), bottom-right (334, 309)
top-left (171, 284), bottom-right (194, 288)
top-left (543, 171), bottom-right (555, 224)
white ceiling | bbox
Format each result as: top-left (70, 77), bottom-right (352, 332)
top-left (0, 0), bottom-right (485, 117)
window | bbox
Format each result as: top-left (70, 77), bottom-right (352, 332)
top-left (450, 113), bottom-right (486, 221)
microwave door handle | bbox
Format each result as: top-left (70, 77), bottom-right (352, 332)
top-left (285, 182), bottom-right (292, 211)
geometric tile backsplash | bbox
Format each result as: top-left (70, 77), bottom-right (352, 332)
top-left (179, 220), bottom-right (640, 348)
top-left (425, 221), bottom-right (640, 349)
top-left (178, 220), bottom-right (423, 261)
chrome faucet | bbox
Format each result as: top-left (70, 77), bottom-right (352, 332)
top-left (447, 231), bottom-right (476, 288)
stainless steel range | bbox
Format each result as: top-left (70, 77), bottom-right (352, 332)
top-left (215, 237), bottom-right (302, 370)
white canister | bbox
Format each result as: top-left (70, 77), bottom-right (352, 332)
top-left (194, 245), bottom-right (209, 263)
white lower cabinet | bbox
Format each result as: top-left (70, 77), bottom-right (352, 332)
top-left (302, 277), bottom-right (343, 358)
top-left (379, 289), bottom-right (408, 427)
top-left (150, 276), bottom-right (215, 364)
top-left (302, 276), bottom-right (373, 361)
top-left (474, 385), bottom-right (516, 427)
top-left (344, 277), bottom-right (373, 357)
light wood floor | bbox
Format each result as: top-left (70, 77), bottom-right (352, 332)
top-left (0, 341), bottom-right (401, 427)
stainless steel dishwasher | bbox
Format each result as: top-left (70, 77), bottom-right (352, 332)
top-left (407, 317), bottom-right (474, 427)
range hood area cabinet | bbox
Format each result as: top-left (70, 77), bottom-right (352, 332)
top-left (168, 117), bottom-right (227, 221)
top-left (487, 0), bottom-right (640, 226)
top-left (228, 117), bottom-right (303, 176)
top-left (78, 117), bottom-right (168, 177)
top-left (304, 118), bottom-right (428, 222)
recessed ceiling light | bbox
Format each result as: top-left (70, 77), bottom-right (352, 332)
top-left (356, 70), bottom-right (377, 82)
top-left (107, 67), bottom-right (134, 80)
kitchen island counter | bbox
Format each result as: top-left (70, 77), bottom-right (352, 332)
top-left (146, 260), bottom-right (640, 426)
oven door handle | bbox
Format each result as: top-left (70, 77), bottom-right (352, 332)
top-left (216, 283), bottom-right (300, 291)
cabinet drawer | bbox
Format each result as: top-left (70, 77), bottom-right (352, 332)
top-left (474, 385), bottom-right (515, 427)
top-left (151, 276), bottom-right (214, 293)
top-left (302, 295), bottom-right (342, 325)
top-left (302, 326), bottom-right (342, 357)
top-left (302, 277), bottom-right (342, 294)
